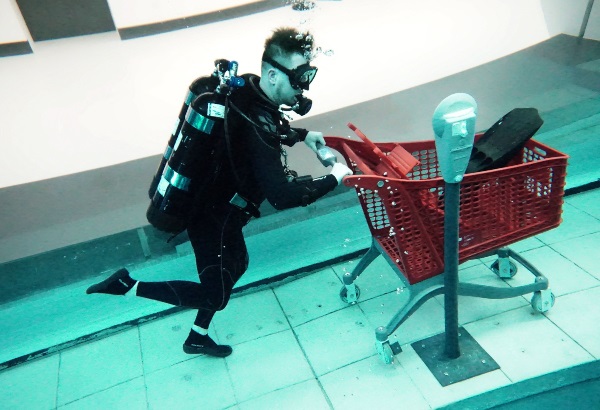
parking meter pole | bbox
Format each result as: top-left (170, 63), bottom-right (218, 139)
top-left (432, 93), bottom-right (478, 360)
top-left (443, 182), bottom-right (461, 359)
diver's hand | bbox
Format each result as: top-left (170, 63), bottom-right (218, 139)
top-left (330, 163), bottom-right (353, 185)
top-left (304, 131), bottom-right (325, 153)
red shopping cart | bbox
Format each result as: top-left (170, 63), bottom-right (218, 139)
top-left (325, 124), bottom-right (568, 363)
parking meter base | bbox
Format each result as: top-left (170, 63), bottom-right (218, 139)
top-left (411, 327), bottom-right (499, 387)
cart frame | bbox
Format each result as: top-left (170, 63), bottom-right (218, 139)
top-left (325, 134), bottom-right (567, 363)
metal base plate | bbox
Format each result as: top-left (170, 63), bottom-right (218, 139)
top-left (411, 327), bottom-right (499, 387)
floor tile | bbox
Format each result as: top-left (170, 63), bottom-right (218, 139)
top-left (358, 289), bottom-right (411, 330)
top-left (212, 289), bottom-right (290, 346)
top-left (550, 232), bottom-right (600, 280)
top-left (436, 264), bottom-right (528, 325)
top-left (238, 379), bottom-right (330, 410)
top-left (577, 58), bottom-right (600, 73)
top-left (546, 286), bottom-right (600, 358)
top-left (517, 84), bottom-right (598, 112)
top-left (60, 376), bottom-right (147, 410)
top-left (476, 237), bottom-right (546, 270)
top-left (465, 306), bottom-right (594, 382)
top-left (508, 245), bottom-right (598, 297)
top-left (273, 268), bottom-right (347, 327)
top-left (535, 202), bottom-right (600, 245)
top-left (503, 236), bottom-right (546, 254)
top-left (360, 292), bottom-right (445, 346)
top-left (139, 309), bottom-right (211, 374)
top-left (397, 344), bottom-right (511, 409)
top-left (57, 327), bottom-right (143, 406)
top-left (556, 124), bottom-right (600, 189)
top-left (294, 305), bottom-right (376, 376)
top-left (225, 330), bottom-right (313, 402)
top-left (459, 257), bottom-right (485, 270)
top-left (0, 354), bottom-right (59, 410)
top-left (566, 189), bottom-right (600, 219)
top-left (319, 354), bottom-right (430, 409)
top-left (145, 355), bottom-right (236, 410)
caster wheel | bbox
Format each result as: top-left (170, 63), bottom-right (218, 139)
top-left (340, 285), bottom-right (361, 304)
top-left (491, 260), bottom-right (517, 278)
top-left (531, 291), bottom-right (555, 313)
top-left (377, 341), bottom-right (394, 364)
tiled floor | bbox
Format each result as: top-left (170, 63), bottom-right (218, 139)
top-left (1, 189), bottom-right (599, 409)
top-left (2, 5), bottom-right (600, 408)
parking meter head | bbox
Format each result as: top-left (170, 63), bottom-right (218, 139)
top-left (432, 93), bottom-right (478, 183)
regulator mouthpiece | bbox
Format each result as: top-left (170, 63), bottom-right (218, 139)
top-left (292, 95), bottom-right (312, 116)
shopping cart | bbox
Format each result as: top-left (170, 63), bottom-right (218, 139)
top-left (325, 124), bottom-right (568, 363)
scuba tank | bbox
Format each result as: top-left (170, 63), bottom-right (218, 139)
top-left (147, 59), bottom-right (231, 198)
top-left (147, 61), bottom-right (245, 233)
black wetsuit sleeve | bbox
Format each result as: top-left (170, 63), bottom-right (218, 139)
top-left (293, 127), bottom-right (308, 141)
top-left (280, 127), bottom-right (308, 147)
top-left (247, 125), bottom-right (337, 210)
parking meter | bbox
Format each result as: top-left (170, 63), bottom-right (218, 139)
top-left (432, 93), bottom-right (477, 359)
top-left (432, 93), bottom-right (478, 183)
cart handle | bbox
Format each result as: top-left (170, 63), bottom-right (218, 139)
top-left (339, 141), bottom-right (378, 176)
top-left (347, 123), bottom-right (419, 178)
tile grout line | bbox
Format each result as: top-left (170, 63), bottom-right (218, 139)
top-left (56, 376), bottom-right (147, 408)
top-left (541, 286), bottom-right (600, 362)
top-left (55, 352), bottom-right (62, 410)
top-left (222, 329), bottom-right (242, 407)
top-left (136, 325), bottom-right (151, 410)
top-left (548, 241), bottom-right (600, 282)
top-left (270, 287), bottom-right (336, 410)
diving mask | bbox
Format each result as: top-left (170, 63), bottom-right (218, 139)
top-left (263, 56), bottom-right (318, 91)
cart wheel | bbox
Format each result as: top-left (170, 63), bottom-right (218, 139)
top-left (377, 341), bottom-right (395, 364)
top-left (340, 285), bottom-right (361, 304)
top-left (531, 291), bottom-right (555, 313)
top-left (491, 260), bottom-right (517, 278)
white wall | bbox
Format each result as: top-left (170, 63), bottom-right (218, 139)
top-left (0, 0), bottom-right (597, 188)
top-left (107, 0), bottom-right (263, 28)
top-left (584, 0), bottom-right (600, 40)
top-left (0, 0), bottom-right (29, 43)
top-left (541, 0), bottom-right (599, 39)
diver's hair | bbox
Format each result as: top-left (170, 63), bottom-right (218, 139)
top-left (262, 27), bottom-right (314, 62)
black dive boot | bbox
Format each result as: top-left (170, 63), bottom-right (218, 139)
top-left (86, 268), bottom-right (136, 295)
top-left (183, 333), bottom-right (233, 358)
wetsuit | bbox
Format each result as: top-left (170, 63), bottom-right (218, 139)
top-left (135, 74), bottom-right (337, 328)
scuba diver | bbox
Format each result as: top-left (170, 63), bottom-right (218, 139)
top-left (86, 27), bottom-right (353, 358)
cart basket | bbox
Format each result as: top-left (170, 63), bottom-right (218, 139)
top-left (325, 135), bottom-right (568, 285)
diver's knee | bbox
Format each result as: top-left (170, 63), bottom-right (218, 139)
top-left (208, 294), bottom-right (231, 311)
